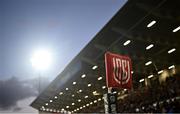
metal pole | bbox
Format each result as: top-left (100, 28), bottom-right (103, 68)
top-left (104, 87), bottom-right (117, 114)
top-left (108, 87), bottom-right (112, 93)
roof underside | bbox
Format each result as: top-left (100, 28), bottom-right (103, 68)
top-left (31, 0), bottom-right (180, 113)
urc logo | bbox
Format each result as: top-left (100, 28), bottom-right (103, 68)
top-left (112, 57), bottom-right (131, 85)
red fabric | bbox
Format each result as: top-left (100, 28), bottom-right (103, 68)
top-left (105, 52), bottom-right (132, 89)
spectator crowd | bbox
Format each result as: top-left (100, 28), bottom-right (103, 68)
top-left (117, 74), bottom-right (180, 113)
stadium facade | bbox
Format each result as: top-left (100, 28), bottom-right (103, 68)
top-left (31, 0), bottom-right (180, 113)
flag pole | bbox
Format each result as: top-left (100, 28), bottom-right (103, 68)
top-left (108, 87), bottom-right (112, 93)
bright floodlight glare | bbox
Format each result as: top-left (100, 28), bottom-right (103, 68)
top-left (31, 49), bottom-right (52, 70)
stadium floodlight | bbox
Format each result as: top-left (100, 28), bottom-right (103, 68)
top-left (148, 75), bottom-right (153, 79)
top-left (146, 44), bottom-right (154, 50)
top-left (168, 48), bottom-right (176, 54)
top-left (93, 91), bottom-right (97, 95)
top-left (92, 65), bottom-right (98, 70)
top-left (78, 99), bottom-right (81, 102)
top-left (158, 70), bottom-right (163, 74)
top-left (98, 98), bottom-right (101, 101)
top-left (94, 100), bottom-right (97, 103)
top-left (31, 49), bottom-right (52, 70)
top-left (81, 74), bottom-right (86, 78)
top-left (59, 92), bottom-right (63, 95)
top-left (49, 109), bottom-right (52, 112)
top-left (88, 83), bottom-right (91, 87)
top-left (73, 82), bottom-right (76, 85)
top-left (102, 86), bottom-right (106, 89)
top-left (78, 89), bottom-right (82, 93)
top-left (168, 65), bottom-right (175, 69)
top-left (54, 96), bottom-right (58, 99)
top-left (98, 77), bottom-right (102, 80)
top-left (84, 96), bottom-right (88, 98)
top-left (123, 40), bottom-right (131, 46)
top-left (145, 61), bottom-right (152, 66)
top-left (173, 26), bottom-right (180, 32)
top-left (139, 79), bottom-right (144, 82)
top-left (147, 20), bottom-right (156, 28)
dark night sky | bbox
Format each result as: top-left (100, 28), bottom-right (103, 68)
top-left (0, 0), bottom-right (127, 112)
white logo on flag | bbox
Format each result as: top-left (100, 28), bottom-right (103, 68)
top-left (112, 57), bottom-right (130, 85)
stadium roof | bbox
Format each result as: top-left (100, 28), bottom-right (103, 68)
top-left (31, 0), bottom-right (180, 113)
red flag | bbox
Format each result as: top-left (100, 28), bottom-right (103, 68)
top-left (105, 52), bottom-right (132, 89)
